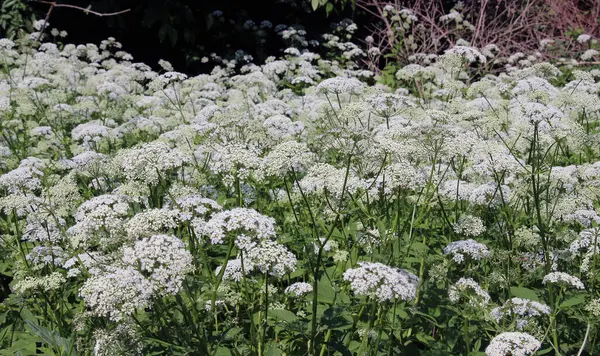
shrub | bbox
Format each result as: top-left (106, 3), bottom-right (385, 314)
top-left (0, 24), bottom-right (600, 355)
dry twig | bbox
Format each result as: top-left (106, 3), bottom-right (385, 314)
top-left (34, 1), bottom-right (131, 41)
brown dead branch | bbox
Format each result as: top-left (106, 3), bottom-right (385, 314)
top-left (33, 1), bottom-right (131, 41)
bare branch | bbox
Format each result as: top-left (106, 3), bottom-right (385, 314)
top-left (33, 1), bottom-right (130, 43)
top-left (34, 1), bottom-right (131, 17)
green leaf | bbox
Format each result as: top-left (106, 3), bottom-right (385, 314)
top-left (348, 340), bottom-right (361, 352)
top-left (317, 278), bottom-right (336, 304)
top-left (311, 0), bottom-right (320, 11)
top-left (510, 287), bottom-right (539, 302)
top-left (537, 347), bottom-right (553, 355)
top-left (224, 327), bottom-right (243, 340)
top-left (560, 295), bottom-right (586, 309)
top-left (265, 345), bottom-right (282, 356)
top-left (268, 309), bottom-right (298, 323)
top-left (320, 307), bottom-right (353, 330)
top-left (25, 320), bottom-right (77, 356)
top-left (415, 332), bottom-right (435, 345)
top-left (472, 338), bottom-right (482, 353)
top-left (214, 347), bottom-right (231, 356)
top-left (0, 333), bottom-right (38, 355)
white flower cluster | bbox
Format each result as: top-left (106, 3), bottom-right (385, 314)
top-left (0, 159), bottom-right (44, 193)
top-left (13, 272), bottom-right (66, 294)
top-left (444, 46), bottom-right (487, 64)
top-left (490, 298), bottom-right (551, 329)
top-left (71, 122), bottom-right (111, 145)
top-left (297, 163), bottom-right (362, 199)
top-left (570, 228), bottom-right (599, 253)
top-left (485, 332), bottom-right (541, 356)
top-left (26, 246), bottom-right (68, 267)
top-left (263, 115), bottom-right (304, 141)
top-left (284, 282), bottom-right (313, 297)
top-left (92, 323), bottom-right (143, 356)
top-left (172, 194), bottom-right (222, 220)
top-left (452, 215), bottom-right (486, 237)
top-left (569, 228), bottom-right (600, 275)
top-left (122, 234), bottom-right (194, 294)
top-left (67, 194), bottom-right (130, 247)
top-left (22, 214), bottom-right (66, 243)
top-left (343, 262), bottom-right (418, 302)
top-left (263, 141), bottom-right (314, 177)
top-left (585, 298), bottom-right (600, 317)
top-left (541, 272), bottom-right (585, 290)
top-left (198, 208), bottom-right (276, 244)
top-left (203, 207), bottom-right (298, 278)
top-left (448, 278), bottom-right (490, 308)
top-left (316, 77), bottom-right (364, 94)
top-left (443, 239), bottom-right (490, 263)
top-left (125, 208), bottom-right (182, 239)
top-left (113, 142), bottom-right (187, 185)
top-left (243, 239), bottom-right (298, 277)
top-left (215, 258), bottom-right (244, 282)
top-left (79, 267), bottom-right (155, 321)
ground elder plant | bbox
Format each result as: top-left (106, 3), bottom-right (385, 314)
top-left (1, 24), bottom-right (600, 356)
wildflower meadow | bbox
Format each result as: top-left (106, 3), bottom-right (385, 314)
top-left (1, 9), bottom-right (600, 356)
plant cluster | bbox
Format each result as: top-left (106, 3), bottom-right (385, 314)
top-left (1, 21), bottom-right (600, 356)
top-left (355, 0), bottom-right (600, 85)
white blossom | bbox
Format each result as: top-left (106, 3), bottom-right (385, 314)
top-left (542, 272), bottom-right (585, 289)
top-left (285, 282), bottom-right (313, 297)
top-left (485, 332), bottom-right (541, 356)
top-left (80, 267), bottom-right (155, 321)
top-left (122, 234), bottom-right (194, 294)
top-left (443, 239), bottom-right (490, 263)
top-left (343, 262), bottom-right (418, 302)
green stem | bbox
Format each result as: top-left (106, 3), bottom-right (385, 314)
top-left (464, 317), bottom-right (471, 355)
top-left (319, 329), bottom-right (333, 356)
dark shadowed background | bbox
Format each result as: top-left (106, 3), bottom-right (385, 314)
top-left (4, 0), bottom-right (361, 73)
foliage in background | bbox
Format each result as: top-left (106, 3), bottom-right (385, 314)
top-left (351, 0), bottom-right (600, 88)
top-left (0, 0), bottom-right (354, 73)
top-left (0, 0), bottom-right (36, 39)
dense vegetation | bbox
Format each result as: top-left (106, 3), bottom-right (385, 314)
top-left (0, 0), bottom-right (355, 72)
top-left (1, 3), bottom-right (600, 356)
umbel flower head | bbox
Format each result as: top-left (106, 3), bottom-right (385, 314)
top-left (316, 76), bottom-right (364, 94)
top-left (125, 208), bottom-right (182, 239)
top-left (485, 332), bottom-right (541, 356)
top-left (243, 239), bottom-right (298, 278)
top-left (542, 272), bottom-right (585, 290)
top-left (215, 258), bottom-right (244, 282)
top-left (198, 208), bottom-right (276, 244)
top-left (285, 282), bottom-right (313, 297)
top-left (490, 298), bottom-right (551, 330)
top-left (443, 239), bottom-right (490, 263)
top-left (343, 262), bottom-right (418, 302)
top-left (448, 278), bottom-right (490, 308)
top-left (452, 215), bottom-right (486, 237)
top-left (122, 234), bottom-right (194, 294)
top-left (79, 267), bottom-right (155, 322)
top-left (112, 141), bottom-right (187, 185)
